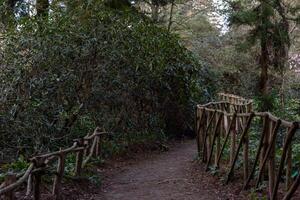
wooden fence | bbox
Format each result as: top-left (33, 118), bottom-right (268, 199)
top-left (196, 93), bottom-right (300, 200)
top-left (0, 127), bottom-right (110, 200)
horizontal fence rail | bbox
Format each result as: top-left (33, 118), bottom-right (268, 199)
top-left (196, 93), bottom-right (300, 200)
top-left (0, 127), bottom-right (111, 200)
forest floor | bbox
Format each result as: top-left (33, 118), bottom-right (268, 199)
top-left (61, 139), bottom-right (251, 200)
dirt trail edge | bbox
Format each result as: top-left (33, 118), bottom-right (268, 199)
top-left (93, 140), bottom-right (247, 200)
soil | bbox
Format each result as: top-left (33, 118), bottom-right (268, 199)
top-left (67, 139), bottom-right (249, 200)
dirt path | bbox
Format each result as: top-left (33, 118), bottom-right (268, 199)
top-left (96, 140), bottom-right (247, 200)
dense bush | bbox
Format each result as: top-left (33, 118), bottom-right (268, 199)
top-left (0, 1), bottom-right (214, 161)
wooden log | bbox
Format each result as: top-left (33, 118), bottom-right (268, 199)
top-left (75, 139), bottom-right (84, 176)
top-left (260, 115), bottom-right (269, 183)
top-left (195, 107), bottom-right (200, 156)
top-left (32, 157), bottom-right (46, 200)
top-left (3, 174), bottom-right (16, 200)
top-left (197, 108), bottom-right (205, 158)
top-left (202, 111), bottom-right (216, 163)
top-left (244, 115), bottom-right (268, 189)
top-left (26, 174), bottom-right (33, 197)
top-left (83, 135), bottom-right (98, 167)
top-left (75, 149), bottom-right (84, 176)
top-left (243, 116), bottom-right (249, 185)
top-left (52, 153), bottom-right (66, 200)
top-left (0, 164), bottom-right (34, 196)
top-left (255, 119), bottom-right (281, 188)
top-left (216, 113), bottom-right (237, 167)
top-left (206, 113), bottom-right (223, 171)
top-left (226, 113), bottom-right (254, 184)
top-left (200, 109), bottom-right (207, 162)
top-left (271, 122), bottom-right (299, 200)
top-left (215, 114), bottom-right (221, 166)
top-left (33, 171), bottom-right (42, 200)
top-left (268, 120), bottom-right (276, 198)
top-left (95, 135), bottom-right (100, 157)
top-left (241, 103), bottom-right (250, 185)
top-left (230, 115), bottom-right (237, 166)
top-left (285, 127), bottom-right (292, 190)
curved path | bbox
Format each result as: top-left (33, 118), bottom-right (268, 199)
top-left (98, 140), bottom-right (246, 200)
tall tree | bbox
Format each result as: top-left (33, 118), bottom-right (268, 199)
top-left (229, 0), bottom-right (299, 110)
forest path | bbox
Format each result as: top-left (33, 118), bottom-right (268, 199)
top-left (93, 140), bottom-right (247, 200)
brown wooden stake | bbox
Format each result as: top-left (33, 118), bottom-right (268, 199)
top-left (33, 171), bottom-right (42, 200)
top-left (244, 115), bottom-right (268, 189)
top-left (260, 115), bottom-right (269, 184)
top-left (230, 118), bottom-right (237, 166)
top-left (271, 122), bottom-right (299, 200)
top-left (202, 111), bottom-right (216, 163)
top-left (26, 174), bottom-right (33, 197)
top-left (195, 107), bottom-right (200, 156)
top-left (75, 139), bottom-right (84, 176)
top-left (243, 116), bottom-right (249, 185)
top-left (206, 113), bottom-right (223, 171)
top-left (255, 119), bottom-right (281, 188)
top-left (216, 113), bottom-right (236, 167)
top-left (285, 127), bottom-right (292, 191)
top-left (53, 153), bottom-right (66, 200)
top-left (3, 174), bottom-right (16, 200)
top-left (197, 108), bottom-right (206, 158)
top-left (268, 120), bottom-right (276, 198)
top-left (95, 136), bottom-right (100, 157)
top-left (215, 114), bottom-right (221, 166)
top-left (226, 113), bottom-right (254, 184)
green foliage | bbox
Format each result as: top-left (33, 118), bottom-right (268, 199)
top-left (0, 0), bottom-right (213, 161)
top-left (0, 156), bottom-right (29, 172)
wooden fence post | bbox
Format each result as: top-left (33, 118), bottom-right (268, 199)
top-left (206, 113), bottom-right (223, 170)
top-left (268, 120), bottom-right (275, 198)
top-left (226, 113), bottom-right (254, 184)
top-left (230, 115), bottom-right (237, 166)
top-left (32, 157), bottom-right (45, 200)
top-left (215, 113), bottom-right (221, 166)
top-left (53, 153), bottom-right (66, 200)
top-left (75, 139), bottom-right (84, 176)
top-left (95, 135), bottom-right (100, 157)
top-left (3, 173), bottom-right (16, 200)
top-left (272, 122), bottom-right (298, 200)
top-left (33, 171), bottom-right (42, 200)
top-left (285, 127), bottom-right (292, 190)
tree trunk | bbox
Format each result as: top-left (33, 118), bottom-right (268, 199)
top-left (167, 0), bottom-right (174, 32)
top-left (259, 40), bottom-right (269, 111)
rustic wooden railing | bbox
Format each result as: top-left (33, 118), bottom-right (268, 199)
top-left (196, 93), bottom-right (300, 200)
top-left (0, 127), bottom-right (110, 200)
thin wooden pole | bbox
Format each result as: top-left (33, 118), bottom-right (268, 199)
top-left (268, 120), bottom-right (276, 198)
top-left (202, 111), bottom-right (216, 163)
top-left (206, 113), bottom-right (223, 171)
top-left (271, 122), bottom-right (299, 200)
top-left (3, 174), bottom-right (16, 200)
top-left (244, 115), bottom-right (268, 189)
top-left (226, 113), bottom-right (254, 184)
top-left (255, 119), bottom-right (281, 188)
top-left (215, 114), bottom-right (221, 166)
top-left (230, 114), bottom-right (237, 165)
top-left (243, 115), bottom-right (249, 185)
top-left (53, 153), bottom-right (66, 200)
top-left (285, 127), bottom-right (292, 190)
top-left (33, 171), bottom-right (42, 200)
top-left (75, 139), bottom-right (84, 176)
top-left (216, 113), bottom-right (237, 168)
